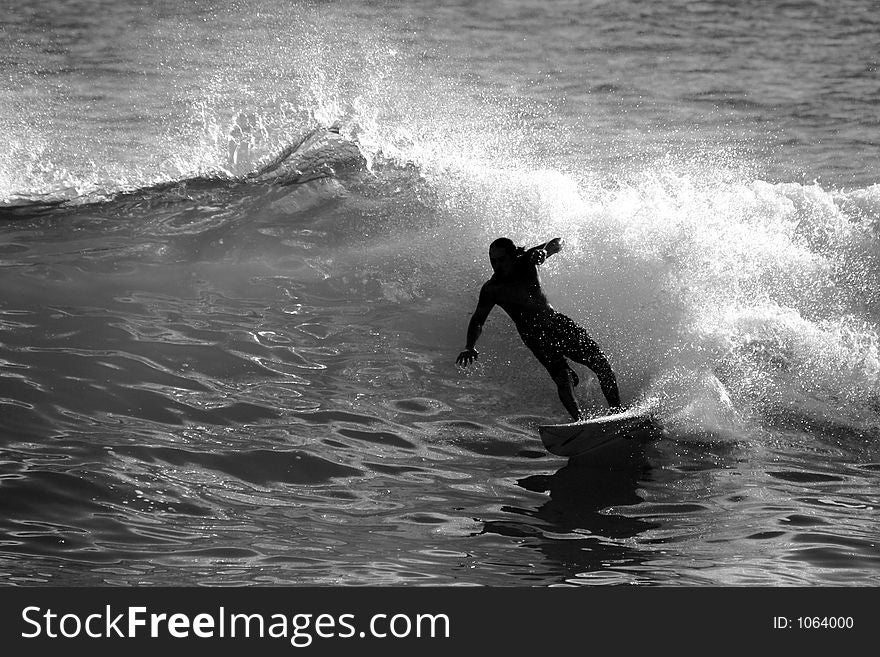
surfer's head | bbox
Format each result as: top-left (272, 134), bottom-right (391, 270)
top-left (489, 237), bottom-right (520, 277)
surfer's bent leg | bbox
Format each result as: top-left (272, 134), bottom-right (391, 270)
top-left (554, 314), bottom-right (621, 409)
top-left (521, 335), bottom-right (583, 421)
top-left (550, 365), bottom-right (584, 421)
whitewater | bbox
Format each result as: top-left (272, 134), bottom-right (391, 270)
top-left (1, 0), bottom-right (878, 585)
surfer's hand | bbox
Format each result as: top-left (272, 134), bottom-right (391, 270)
top-left (529, 248), bottom-right (547, 266)
top-left (547, 237), bottom-right (563, 255)
top-left (456, 348), bottom-right (479, 367)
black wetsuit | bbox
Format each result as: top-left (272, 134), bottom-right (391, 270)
top-left (489, 247), bottom-right (619, 406)
top-left (518, 308), bottom-right (608, 379)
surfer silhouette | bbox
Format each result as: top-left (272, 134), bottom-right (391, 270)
top-left (456, 237), bottom-right (621, 420)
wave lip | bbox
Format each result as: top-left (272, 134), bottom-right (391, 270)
top-left (0, 123), bottom-right (369, 221)
top-left (246, 123), bottom-right (367, 186)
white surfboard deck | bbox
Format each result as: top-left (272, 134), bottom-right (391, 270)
top-left (538, 407), bottom-right (659, 458)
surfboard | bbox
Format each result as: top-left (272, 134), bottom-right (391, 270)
top-left (538, 407), bottom-right (660, 458)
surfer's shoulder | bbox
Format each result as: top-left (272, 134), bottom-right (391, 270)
top-left (479, 278), bottom-right (500, 303)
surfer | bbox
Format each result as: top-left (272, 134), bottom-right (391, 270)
top-left (456, 237), bottom-right (621, 420)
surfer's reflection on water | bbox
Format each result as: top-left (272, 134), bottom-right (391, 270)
top-left (477, 454), bottom-right (658, 582)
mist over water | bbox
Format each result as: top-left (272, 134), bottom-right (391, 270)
top-left (1, 0), bottom-right (879, 585)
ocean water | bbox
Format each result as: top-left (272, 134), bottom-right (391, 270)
top-left (1, 0), bottom-right (878, 586)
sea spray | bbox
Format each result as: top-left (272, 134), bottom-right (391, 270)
top-left (369, 149), bottom-right (880, 437)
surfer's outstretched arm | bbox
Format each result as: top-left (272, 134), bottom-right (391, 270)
top-left (456, 285), bottom-right (494, 367)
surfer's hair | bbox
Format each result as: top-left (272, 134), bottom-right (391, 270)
top-left (490, 237), bottom-right (523, 255)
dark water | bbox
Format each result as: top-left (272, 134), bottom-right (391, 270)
top-left (1, 0), bottom-right (878, 586)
